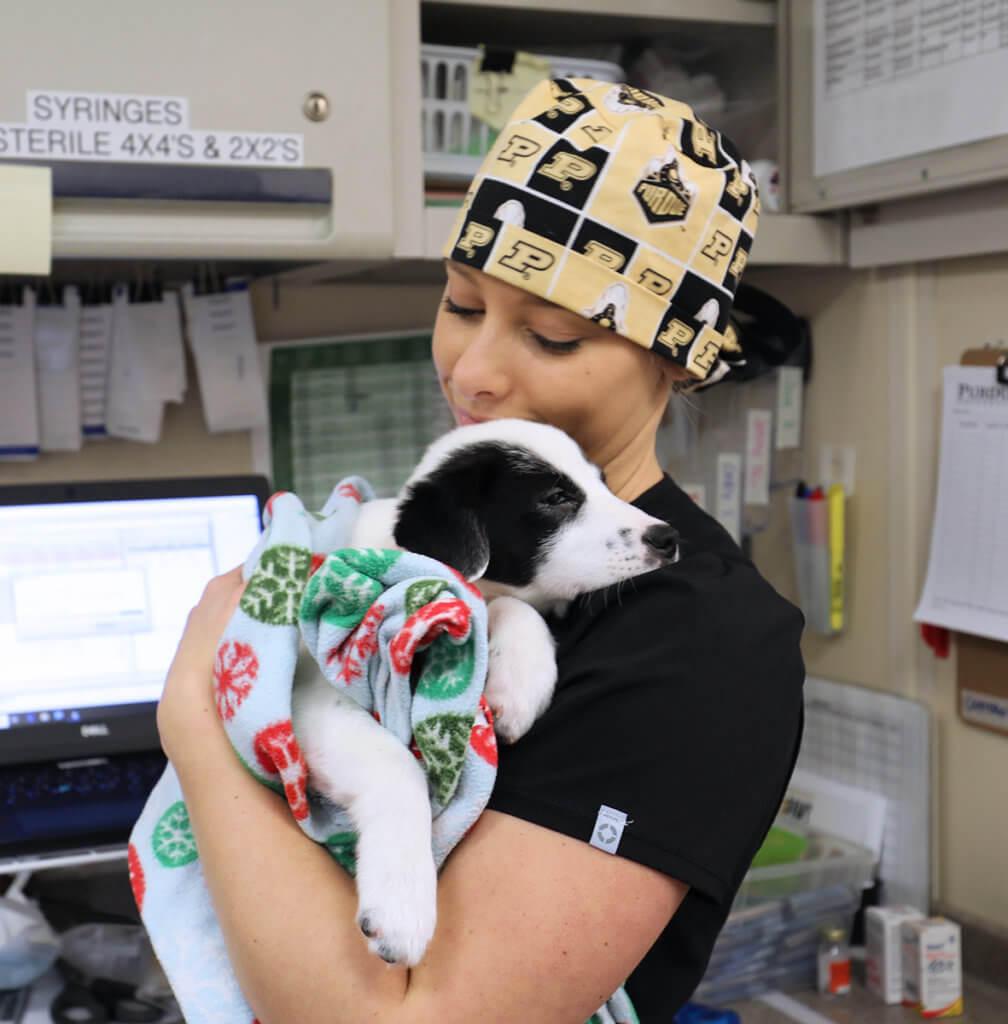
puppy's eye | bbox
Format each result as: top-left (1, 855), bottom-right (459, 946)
top-left (539, 486), bottom-right (575, 508)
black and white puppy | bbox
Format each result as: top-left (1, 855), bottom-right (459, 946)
top-left (290, 419), bottom-right (678, 966)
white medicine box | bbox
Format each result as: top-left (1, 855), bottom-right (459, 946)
top-left (0, 0), bottom-right (423, 261)
top-left (901, 917), bottom-right (963, 1018)
top-left (865, 905), bottom-right (925, 1004)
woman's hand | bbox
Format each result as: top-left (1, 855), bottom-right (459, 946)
top-left (157, 565), bottom-right (246, 764)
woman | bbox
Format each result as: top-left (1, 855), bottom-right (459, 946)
top-left (157, 78), bottom-right (804, 1022)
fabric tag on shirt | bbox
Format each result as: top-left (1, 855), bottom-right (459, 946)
top-left (590, 805), bottom-right (628, 855)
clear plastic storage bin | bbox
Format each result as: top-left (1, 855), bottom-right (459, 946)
top-left (696, 832), bottom-right (876, 1003)
top-left (732, 831), bottom-right (876, 911)
top-left (421, 43), bottom-right (624, 184)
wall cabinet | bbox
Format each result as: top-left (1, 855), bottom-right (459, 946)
top-left (1, 0), bottom-right (424, 262)
top-left (0, 0), bottom-right (844, 268)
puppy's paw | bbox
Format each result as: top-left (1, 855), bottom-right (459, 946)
top-left (485, 597), bottom-right (557, 744)
top-left (485, 649), bottom-right (557, 744)
top-left (354, 846), bottom-right (438, 967)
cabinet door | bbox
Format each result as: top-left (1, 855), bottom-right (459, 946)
top-left (0, 0), bottom-right (423, 260)
top-left (785, 0), bottom-right (1008, 214)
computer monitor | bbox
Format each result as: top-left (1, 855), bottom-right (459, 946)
top-left (0, 474), bottom-right (270, 869)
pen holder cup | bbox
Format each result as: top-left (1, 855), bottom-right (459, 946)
top-left (788, 494), bottom-right (848, 636)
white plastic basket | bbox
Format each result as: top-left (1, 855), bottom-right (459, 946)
top-left (421, 43), bottom-right (624, 184)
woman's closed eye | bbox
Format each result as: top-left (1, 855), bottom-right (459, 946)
top-left (442, 295), bottom-right (482, 318)
top-left (527, 330), bottom-right (582, 354)
top-left (443, 295), bottom-right (582, 353)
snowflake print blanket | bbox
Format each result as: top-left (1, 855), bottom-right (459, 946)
top-left (127, 479), bottom-right (498, 1024)
top-left (128, 478), bottom-right (638, 1024)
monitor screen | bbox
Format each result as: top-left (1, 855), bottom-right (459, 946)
top-left (0, 475), bottom-right (271, 768)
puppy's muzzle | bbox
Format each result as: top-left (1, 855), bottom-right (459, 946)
top-left (643, 524), bottom-right (680, 564)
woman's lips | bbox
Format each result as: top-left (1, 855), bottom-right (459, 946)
top-left (454, 407), bottom-right (487, 426)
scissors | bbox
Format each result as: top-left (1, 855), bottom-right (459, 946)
top-left (50, 959), bottom-right (162, 1024)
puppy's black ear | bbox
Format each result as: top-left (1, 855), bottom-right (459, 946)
top-left (394, 477), bottom-right (490, 580)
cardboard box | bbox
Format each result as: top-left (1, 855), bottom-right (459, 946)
top-left (866, 905), bottom-right (925, 1003)
top-left (901, 917), bottom-right (963, 1017)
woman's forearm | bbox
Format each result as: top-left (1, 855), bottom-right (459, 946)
top-left (167, 681), bottom-right (409, 1023)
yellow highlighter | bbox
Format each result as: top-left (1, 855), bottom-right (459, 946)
top-left (827, 484), bottom-right (845, 632)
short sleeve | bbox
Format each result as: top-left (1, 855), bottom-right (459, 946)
top-left (486, 548), bottom-right (805, 903)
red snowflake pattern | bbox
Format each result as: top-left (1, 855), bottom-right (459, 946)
top-left (337, 482), bottom-right (363, 502)
top-left (253, 720), bottom-right (309, 821)
top-left (388, 600), bottom-right (471, 676)
top-left (330, 602), bottom-right (385, 684)
top-left (214, 641), bottom-right (259, 722)
top-left (446, 565), bottom-right (485, 603)
top-left (264, 491), bottom-right (289, 521)
top-left (471, 697), bottom-right (498, 767)
top-left (127, 843), bottom-right (145, 911)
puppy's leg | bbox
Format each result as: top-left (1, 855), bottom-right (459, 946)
top-left (291, 668), bottom-right (437, 967)
top-left (484, 596), bottom-right (557, 744)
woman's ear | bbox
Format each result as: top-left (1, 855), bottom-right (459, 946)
top-left (654, 354), bottom-right (691, 395)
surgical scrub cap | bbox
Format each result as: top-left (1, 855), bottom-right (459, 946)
top-left (442, 77), bottom-right (759, 383)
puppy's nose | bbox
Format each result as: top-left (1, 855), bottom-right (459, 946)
top-left (643, 524), bottom-right (679, 563)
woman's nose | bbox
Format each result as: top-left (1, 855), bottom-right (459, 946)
top-left (450, 323), bottom-right (511, 402)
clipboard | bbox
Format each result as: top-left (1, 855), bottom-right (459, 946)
top-left (955, 347), bottom-right (1008, 737)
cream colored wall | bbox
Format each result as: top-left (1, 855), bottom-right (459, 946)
top-left (746, 257), bottom-right (1008, 937)
top-left (0, 279), bottom-right (444, 490)
top-left (4, 253), bottom-right (1006, 941)
top-left (0, 381), bottom-right (256, 487)
top-left (924, 254), bottom-right (1008, 928)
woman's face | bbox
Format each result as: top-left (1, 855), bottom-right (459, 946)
top-left (432, 261), bottom-right (683, 493)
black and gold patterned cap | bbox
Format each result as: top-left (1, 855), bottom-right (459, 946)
top-left (443, 78), bottom-right (760, 383)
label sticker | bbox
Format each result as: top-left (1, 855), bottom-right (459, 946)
top-left (590, 805), bottom-right (628, 855)
top-left (744, 408), bottom-right (772, 506)
top-left (0, 89), bottom-right (304, 167)
top-left (715, 452), bottom-right (743, 544)
top-left (960, 689), bottom-right (1008, 732)
top-left (776, 365), bottom-right (804, 450)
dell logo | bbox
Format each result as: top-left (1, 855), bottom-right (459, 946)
top-left (81, 723), bottom-right (110, 738)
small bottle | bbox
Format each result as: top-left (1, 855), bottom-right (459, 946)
top-left (817, 924), bottom-right (852, 996)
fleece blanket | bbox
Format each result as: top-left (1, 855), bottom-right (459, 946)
top-left (128, 478), bottom-right (637, 1024)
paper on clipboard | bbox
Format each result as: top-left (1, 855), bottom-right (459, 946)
top-left (914, 364), bottom-right (1008, 642)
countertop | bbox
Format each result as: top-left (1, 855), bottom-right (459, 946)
top-left (723, 968), bottom-right (1006, 1023)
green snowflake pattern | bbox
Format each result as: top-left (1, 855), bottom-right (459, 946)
top-left (416, 634), bottom-right (476, 702)
top-left (337, 548), bottom-right (401, 581)
top-left (303, 562), bottom-right (383, 629)
top-left (151, 800), bottom-right (199, 868)
top-left (324, 831), bottom-right (359, 876)
top-left (240, 545), bottom-right (312, 626)
top-left (405, 578), bottom-right (448, 616)
top-left (414, 712), bottom-right (473, 805)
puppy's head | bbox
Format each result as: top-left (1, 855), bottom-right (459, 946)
top-left (393, 420), bottom-right (678, 607)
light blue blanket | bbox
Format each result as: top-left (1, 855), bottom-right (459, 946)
top-left (128, 478), bottom-right (636, 1024)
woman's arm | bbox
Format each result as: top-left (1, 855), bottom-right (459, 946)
top-left (159, 570), bottom-right (688, 1024)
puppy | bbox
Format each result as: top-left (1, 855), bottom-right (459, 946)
top-left (290, 419), bottom-right (678, 966)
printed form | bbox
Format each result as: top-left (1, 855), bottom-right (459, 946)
top-left (815, 0), bottom-right (1008, 175)
top-left (915, 365), bottom-right (1008, 642)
